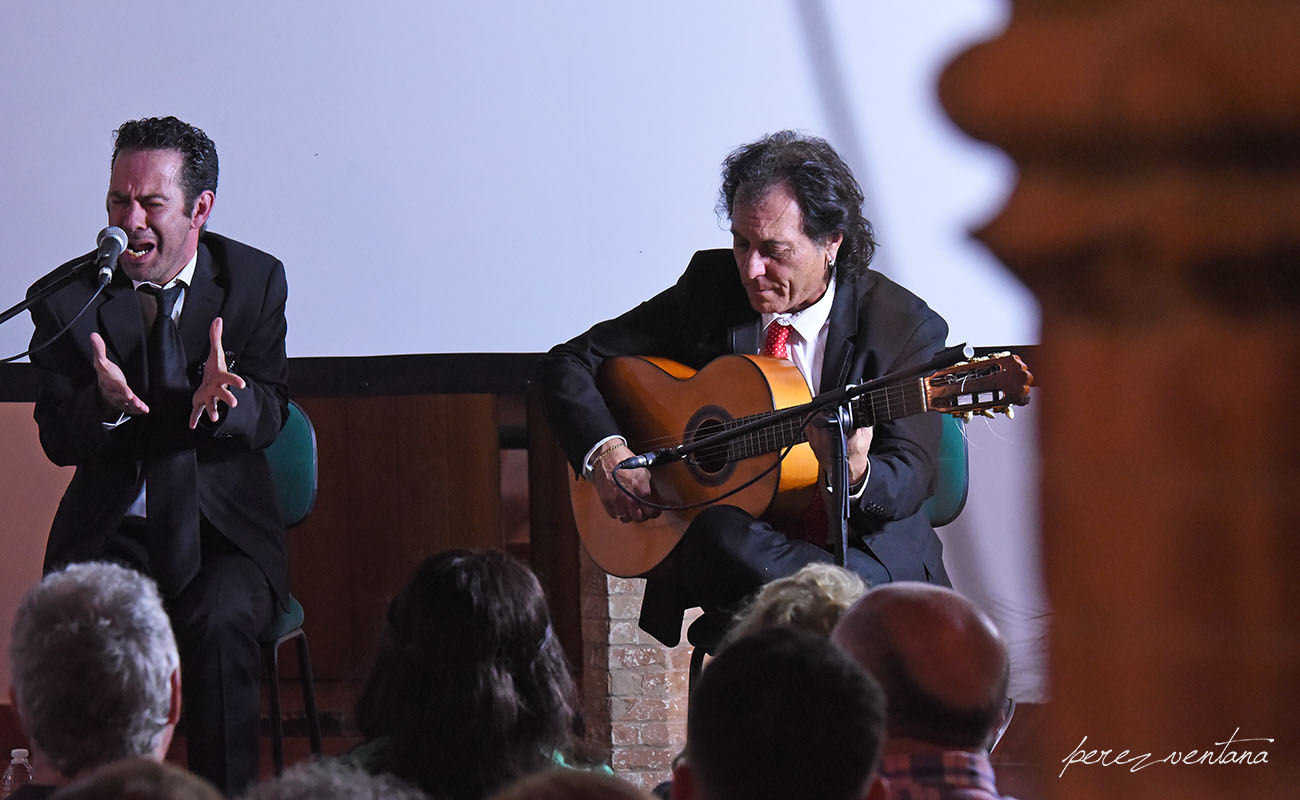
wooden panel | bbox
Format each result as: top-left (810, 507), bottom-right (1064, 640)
top-left (526, 386), bottom-right (584, 683)
top-left (290, 394), bottom-right (502, 682)
top-left (0, 403), bottom-right (72, 698)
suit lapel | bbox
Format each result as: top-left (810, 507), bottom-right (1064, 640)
top-left (820, 274), bottom-right (864, 394)
top-left (728, 312), bottom-right (761, 355)
top-left (96, 272), bottom-right (148, 391)
top-left (180, 242), bottom-right (223, 366)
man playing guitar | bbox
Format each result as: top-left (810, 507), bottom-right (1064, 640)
top-left (535, 131), bottom-right (953, 648)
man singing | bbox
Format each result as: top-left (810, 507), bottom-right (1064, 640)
top-left (27, 116), bottom-right (290, 795)
top-left (536, 130), bottom-right (951, 647)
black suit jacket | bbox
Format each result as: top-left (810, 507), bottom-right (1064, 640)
top-left (535, 249), bottom-right (949, 635)
top-left (27, 231), bottom-right (290, 602)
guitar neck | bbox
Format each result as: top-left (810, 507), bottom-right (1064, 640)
top-left (722, 377), bottom-right (928, 461)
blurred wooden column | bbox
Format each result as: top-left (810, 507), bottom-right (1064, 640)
top-left (940, 2), bottom-right (1300, 797)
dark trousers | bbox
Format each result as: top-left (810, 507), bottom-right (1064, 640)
top-left (108, 518), bottom-right (272, 796)
top-left (639, 504), bottom-right (949, 647)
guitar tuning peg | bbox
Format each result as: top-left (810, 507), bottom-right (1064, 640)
top-left (961, 412), bottom-right (974, 423)
top-left (976, 408), bottom-right (995, 419)
top-left (1002, 406), bottom-right (1015, 419)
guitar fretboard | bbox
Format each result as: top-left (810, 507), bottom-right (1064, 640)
top-left (690, 377), bottom-right (928, 464)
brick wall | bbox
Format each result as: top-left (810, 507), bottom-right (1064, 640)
top-left (579, 550), bottom-right (698, 792)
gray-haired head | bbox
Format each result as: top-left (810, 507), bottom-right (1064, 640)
top-left (9, 562), bottom-right (179, 778)
top-left (238, 760), bottom-right (429, 800)
top-left (721, 562), bottom-right (869, 651)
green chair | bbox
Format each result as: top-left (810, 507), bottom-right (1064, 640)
top-left (923, 414), bottom-right (969, 527)
top-left (260, 399), bottom-right (324, 772)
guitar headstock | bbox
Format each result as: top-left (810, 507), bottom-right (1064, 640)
top-left (924, 352), bottom-right (1034, 420)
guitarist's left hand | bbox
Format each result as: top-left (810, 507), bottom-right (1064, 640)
top-left (805, 420), bottom-right (873, 487)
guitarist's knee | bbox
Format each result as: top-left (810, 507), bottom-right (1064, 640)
top-left (678, 506), bottom-right (797, 600)
top-left (681, 505), bottom-right (757, 561)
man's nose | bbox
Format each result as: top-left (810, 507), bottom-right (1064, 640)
top-left (116, 202), bottom-right (147, 230)
top-left (740, 249), bottom-right (766, 280)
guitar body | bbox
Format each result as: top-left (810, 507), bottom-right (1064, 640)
top-left (571, 355), bottom-right (819, 577)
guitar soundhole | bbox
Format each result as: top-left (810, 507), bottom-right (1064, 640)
top-left (684, 406), bottom-right (734, 486)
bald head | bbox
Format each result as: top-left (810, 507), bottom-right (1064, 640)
top-left (831, 582), bottom-right (1008, 750)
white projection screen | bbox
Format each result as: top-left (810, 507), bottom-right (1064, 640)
top-left (0, 0), bottom-right (1033, 358)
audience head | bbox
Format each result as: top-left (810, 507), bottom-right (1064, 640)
top-left (488, 769), bottom-right (652, 800)
top-left (718, 130), bottom-right (877, 283)
top-left (721, 562), bottom-right (867, 650)
top-left (8, 562), bottom-right (181, 780)
top-left (355, 548), bottom-right (579, 799)
top-left (831, 582), bottom-right (1010, 751)
top-left (49, 757), bottom-right (221, 800)
top-left (674, 626), bottom-right (885, 800)
top-left (239, 760), bottom-right (428, 800)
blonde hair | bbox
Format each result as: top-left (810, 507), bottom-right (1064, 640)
top-left (722, 563), bottom-right (868, 650)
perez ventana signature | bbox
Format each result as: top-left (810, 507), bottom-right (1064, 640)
top-left (1059, 728), bottom-right (1273, 778)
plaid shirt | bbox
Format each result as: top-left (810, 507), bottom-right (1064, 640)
top-left (880, 750), bottom-right (1011, 800)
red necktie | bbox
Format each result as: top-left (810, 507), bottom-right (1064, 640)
top-left (762, 322), bottom-right (791, 359)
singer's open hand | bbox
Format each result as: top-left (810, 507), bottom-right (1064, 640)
top-left (592, 442), bottom-right (663, 524)
top-left (90, 332), bottom-right (149, 417)
top-left (189, 317), bottom-right (246, 429)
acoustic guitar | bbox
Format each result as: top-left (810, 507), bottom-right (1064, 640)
top-left (570, 352), bottom-right (1033, 577)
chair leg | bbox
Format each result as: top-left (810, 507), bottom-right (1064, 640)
top-left (689, 643), bottom-right (707, 695)
top-left (263, 642), bottom-right (286, 774)
top-left (294, 631), bottom-right (323, 757)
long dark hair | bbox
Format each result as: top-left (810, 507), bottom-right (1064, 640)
top-left (355, 549), bottom-right (579, 800)
top-left (718, 130), bottom-right (877, 283)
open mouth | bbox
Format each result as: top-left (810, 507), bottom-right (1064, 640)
top-left (126, 242), bottom-right (156, 259)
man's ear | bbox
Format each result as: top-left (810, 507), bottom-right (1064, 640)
top-left (670, 758), bottom-right (697, 800)
top-left (189, 190), bottom-right (215, 230)
top-left (825, 232), bottom-right (844, 265)
top-left (167, 668), bottom-right (182, 725)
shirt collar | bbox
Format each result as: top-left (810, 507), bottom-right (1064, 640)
top-left (131, 250), bottom-right (198, 291)
top-left (761, 272), bottom-right (836, 343)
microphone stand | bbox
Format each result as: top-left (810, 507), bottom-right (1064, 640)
top-left (818, 405), bottom-right (853, 567)
top-left (0, 255), bottom-right (94, 328)
top-left (618, 344), bottom-right (977, 564)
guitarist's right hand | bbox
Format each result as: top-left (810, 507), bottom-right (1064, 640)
top-left (592, 443), bottom-right (663, 524)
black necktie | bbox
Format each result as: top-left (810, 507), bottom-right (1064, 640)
top-left (138, 284), bottom-right (200, 596)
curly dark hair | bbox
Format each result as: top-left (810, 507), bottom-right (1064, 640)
top-left (718, 130), bottom-right (877, 282)
top-left (354, 549), bottom-right (581, 800)
top-left (112, 116), bottom-right (218, 212)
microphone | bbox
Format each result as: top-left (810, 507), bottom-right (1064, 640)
top-left (616, 447), bottom-right (682, 471)
top-left (94, 226), bottom-right (128, 285)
